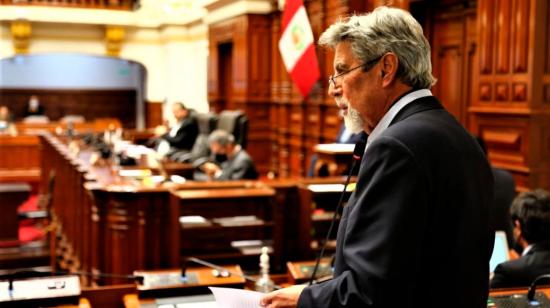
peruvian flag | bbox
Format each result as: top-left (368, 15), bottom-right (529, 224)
top-left (278, 0), bottom-right (320, 97)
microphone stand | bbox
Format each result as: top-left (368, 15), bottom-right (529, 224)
top-left (527, 274), bottom-right (550, 302)
top-left (308, 135), bottom-right (367, 286)
top-left (187, 257), bottom-right (282, 290)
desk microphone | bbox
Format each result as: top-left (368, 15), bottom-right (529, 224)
top-left (187, 257), bottom-right (282, 290)
top-left (309, 132), bottom-right (367, 286)
top-left (528, 274), bottom-right (550, 301)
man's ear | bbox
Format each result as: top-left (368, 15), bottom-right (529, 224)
top-left (380, 53), bottom-right (398, 86)
top-left (513, 219), bottom-right (523, 239)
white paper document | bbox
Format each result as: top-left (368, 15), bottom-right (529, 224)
top-left (209, 287), bottom-right (264, 308)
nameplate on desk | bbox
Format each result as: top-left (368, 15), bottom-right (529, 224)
top-left (134, 271), bottom-right (198, 290)
top-left (0, 275), bottom-right (80, 302)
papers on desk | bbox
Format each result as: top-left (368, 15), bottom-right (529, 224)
top-left (213, 215), bottom-right (264, 227)
top-left (314, 143), bottom-right (355, 153)
top-left (307, 183), bottom-right (356, 192)
top-left (209, 287), bottom-right (263, 308)
top-left (179, 216), bottom-right (212, 228)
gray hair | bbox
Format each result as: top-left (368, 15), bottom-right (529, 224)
top-left (319, 6), bottom-right (436, 89)
top-left (208, 129), bottom-right (235, 146)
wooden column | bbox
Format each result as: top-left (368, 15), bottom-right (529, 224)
top-left (208, 14), bottom-right (272, 176)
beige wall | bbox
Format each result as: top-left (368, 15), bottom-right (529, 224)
top-left (0, 3), bottom-right (209, 115)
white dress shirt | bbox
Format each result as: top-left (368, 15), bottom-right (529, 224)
top-left (366, 89), bottom-right (433, 151)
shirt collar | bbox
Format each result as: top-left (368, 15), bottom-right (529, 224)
top-left (366, 89), bottom-right (433, 150)
top-left (522, 244), bottom-right (534, 256)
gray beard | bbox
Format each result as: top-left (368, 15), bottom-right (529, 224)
top-left (337, 98), bottom-right (364, 134)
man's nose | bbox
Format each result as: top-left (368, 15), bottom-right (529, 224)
top-left (328, 82), bottom-right (342, 98)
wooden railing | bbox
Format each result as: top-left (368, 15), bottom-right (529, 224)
top-left (0, 0), bottom-right (139, 10)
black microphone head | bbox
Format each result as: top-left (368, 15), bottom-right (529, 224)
top-left (352, 132), bottom-right (368, 161)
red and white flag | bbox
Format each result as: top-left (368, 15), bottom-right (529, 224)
top-left (278, 0), bottom-right (320, 97)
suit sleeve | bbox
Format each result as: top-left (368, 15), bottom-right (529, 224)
top-left (298, 136), bottom-right (430, 307)
top-left (490, 264), bottom-right (509, 289)
top-left (218, 156), bottom-right (254, 180)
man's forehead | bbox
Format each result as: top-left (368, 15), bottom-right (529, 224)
top-left (334, 42), bottom-right (356, 65)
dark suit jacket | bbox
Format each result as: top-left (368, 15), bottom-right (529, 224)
top-left (161, 115), bottom-right (199, 151)
top-left (491, 168), bottom-right (516, 248)
top-left (217, 149), bottom-right (258, 180)
top-left (298, 96), bottom-right (494, 308)
top-left (491, 242), bottom-right (550, 289)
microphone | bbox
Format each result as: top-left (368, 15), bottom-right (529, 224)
top-left (187, 257), bottom-right (282, 290)
top-left (308, 133), bottom-right (367, 286)
top-left (352, 132), bottom-right (367, 161)
top-left (528, 274), bottom-right (550, 301)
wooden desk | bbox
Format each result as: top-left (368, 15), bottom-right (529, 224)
top-left (489, 286), bottom-right (550, 306)
top-left (286, 259), bottom-right (332, 285)
top-left (170, 187), bottom-right (279, 271)
top-left (313, 144), bottom-right (354, 176)
top-left (123, 265), bottom-right (245, 308)
top-left (40, 133), bottom-right (355, 286)
top-left (0, 119), bottom-right (120, 186)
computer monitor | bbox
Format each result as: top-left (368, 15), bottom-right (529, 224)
top-left (490, 231), bottom-right (510, 273)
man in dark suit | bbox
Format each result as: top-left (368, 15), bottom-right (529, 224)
top-left (195, 129), bottom-right (258, 181)
top-left (155, 102), bottom-right (198, 156)
top-left (491, 189), bottom-right (550, 289)
top-left (261, 6), bottom-right (493, 308)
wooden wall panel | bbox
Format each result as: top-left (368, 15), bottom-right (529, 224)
top-left (470, 0), bottom-right (550, 191)
top-left (478, 0), bottom-right (494, 74)
top-left (432, 13), bottom-right (464, 122)
top-left (145, 102), bottom-right (162, 129)
top-left (208, 14), bottom-right (273, 175)
top-left (495, 0), bottom-right (511, 74)
top-left (0, 88), bottom-right (137, 128)
top-left (513, 0), bottom-right (530, 72)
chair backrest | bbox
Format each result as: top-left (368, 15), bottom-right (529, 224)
top-left (197, 112), bottom-right (217, 135)
top-left (216, 110), bottom-right (248, 148)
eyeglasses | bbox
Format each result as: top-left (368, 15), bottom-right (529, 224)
top-left (328, 55), bottom-right (383, 87)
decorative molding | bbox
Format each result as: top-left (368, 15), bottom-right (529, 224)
top-left (204, 0), bottom-right (274, 25)
top-left (105, 25), bottom-right (125, 56)
top-left (482, 130), bottom-right (521, 147)
top-left (512, 83), bottom-right (527, 102)
top-left (10, 19), bottom-right (31, 54)
top-left (479, 83), bottom-right (492, 101)
top-left (495, 83), bottom-right (509, 101)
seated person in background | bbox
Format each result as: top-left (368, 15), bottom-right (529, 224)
top-left (0, 105), bottom-right (17, 135)
top-left (194, 129), bottom-right (258, 181)
top-left (154, 102), bottom-right (198, 157)
top-left (308, 123), bottom-right (363, 177)
top-left (491, 189), bottom-right (550, 289)
top-left (25, 95), bottom-right (45, 117)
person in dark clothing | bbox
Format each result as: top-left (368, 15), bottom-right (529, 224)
top-left (24, 95), bottom-right (45, 117)
top-left (261, 6), bottom-right (493, 308)
top-left (491, 189), bottom-right (550, 289)
top-left (154, 102), bottom-right (198, 156)
top-left (195, 129), bottom-right (258, 181)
